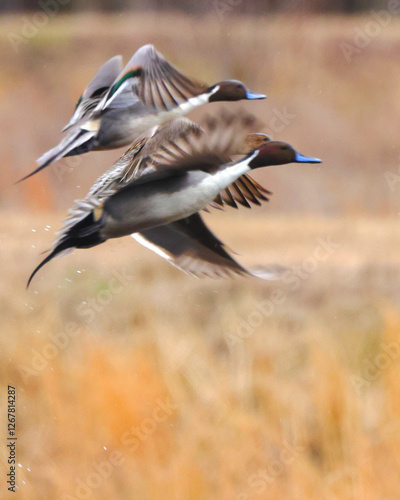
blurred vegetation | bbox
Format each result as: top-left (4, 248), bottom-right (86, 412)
top-left (1, 213), bottom-right (400, 498)
top-left (0, 0), bottom-right (395, 14)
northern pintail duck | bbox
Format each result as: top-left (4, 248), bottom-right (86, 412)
top-left (21, 44), bottom-right (265, 181)
top-left (27, 113), bottom-right (321, 287)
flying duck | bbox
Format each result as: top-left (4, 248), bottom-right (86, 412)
top-left (20, 45), bottom-right (266, 181)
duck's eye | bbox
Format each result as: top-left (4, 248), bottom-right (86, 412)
top-left (281, 146), bottom-right (289, 150)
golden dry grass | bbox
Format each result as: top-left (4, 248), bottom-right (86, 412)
top-left (1, 211), bottom-right (400, 499)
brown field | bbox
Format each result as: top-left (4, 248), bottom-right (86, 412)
top-left (1, 212), bottom-right (400, 499)
top-left (0, 11), bottom-right (400, 500)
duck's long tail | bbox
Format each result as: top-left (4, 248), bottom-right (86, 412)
top-left (18, 129), bottom-right (97, 183)
top-left (27, 212), bottom-right (104, 288)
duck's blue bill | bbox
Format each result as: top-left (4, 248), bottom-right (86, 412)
top-left (295, 152), bottom-right (322, 163)
top-left (246, 91), bottom-right (267, 100)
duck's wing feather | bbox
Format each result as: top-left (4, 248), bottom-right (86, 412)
top-left (118, 118), bottom-right (204, 181)
top-left (132, 212), bottom-right (283, 279)
top-left (122, 110), bottom-right (259, 181)
top-left (52, 133), bottom-right (153, 244)
top-left (87, 133), bottom-right (152, 198)
top-left (130, 44), bottom-right (208, 111)
top-left (82, 55), bottom-right (123, 100)
top-left (82, 118), bottom-right (200, 201)
top-left (118, 111), bottom-right (272, 208)
top-left (99, 44), bottom-right (207, 113)
top-left (63, 55), bottom-right (123, 131)
top-left (91, 110), bottom-right (264, 191)
top-left (211, 174), bottom-right (272, 210)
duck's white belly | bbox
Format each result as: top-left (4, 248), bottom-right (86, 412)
top-left (102, 159), bottom-right (251, 238)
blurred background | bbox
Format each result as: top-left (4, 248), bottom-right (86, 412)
top-left (1, 1), bottom-right (400, 499)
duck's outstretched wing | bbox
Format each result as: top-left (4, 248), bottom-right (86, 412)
top-left (72, 118), bottom-right (204, 202)
top-left (120, 110), bottom-right (259, 180)
top-left (20, 57), bottom-right (123, 181)
top-left (117, 110), bottom-right (272, 208)
top-left (98, 44), bottom-right (207, 113)
top-left (87, 133), bottom-right (153, 198)
top-left (82, 56), bottom-right (123, 101)
top-left (113, 118), bottom-right (204, 182)
top-left (130, 44), bottom-right (208, 111)
top-left (63, 55), bottom-right (123, 131)
top-left (210, 174), bottom-right (272, 210)
top-left (85, 110), bottom-right (267, 199)
top-left (132, 212), bottom-right (284, 280)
